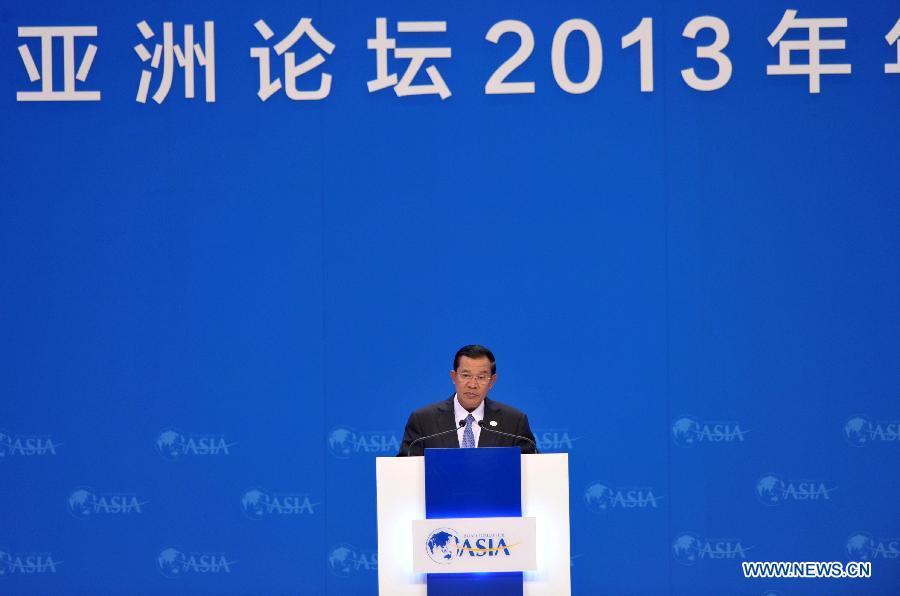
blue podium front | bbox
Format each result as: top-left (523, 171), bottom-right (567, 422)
top-left (424, 447), bottom-right (523, 596)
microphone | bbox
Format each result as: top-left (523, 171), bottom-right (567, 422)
top-left (406, 419), bottom-right (466, 456)
top-left (478, 420), bottom-right (538, 454)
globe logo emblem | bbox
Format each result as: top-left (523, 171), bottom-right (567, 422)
top-left (241, 488), bottom-right (269, 520)
top-left (327, 427), bottom-right (356, 458)
top-left (155, 429), bottom-right (186, 461)
top-left (756, 475), bottom-right (785, 505)
top-left (328, 545), bottom-right (358, 577)
top-left (584, 482), bottom-right (612, 512)
top-left (425, 528), bottom-right (460, 564)
top-left (67, 488), bottom-right (97, 519)
top-left (843, 417), bottom-right (871, 446)
top-left (157, 547), bottom-right (187, 578)
top-left (846, 534), bottom-right (875, 561)
top-left (672, 533), bottom-right (701, 565)
top-left (671, 417), bottom-right (700, 447)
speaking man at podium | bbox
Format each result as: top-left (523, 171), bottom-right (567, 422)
top-left (398, 344), bottom-right (538, 456)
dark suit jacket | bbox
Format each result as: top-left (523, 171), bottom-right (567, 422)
top-left (398, 395), bottom-right (538, 456)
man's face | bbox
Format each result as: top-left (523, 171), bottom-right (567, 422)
top-left (450, 355), bottom-right (496, 412)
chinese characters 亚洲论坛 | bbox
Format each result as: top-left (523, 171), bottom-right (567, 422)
top-left (14, 14), bottom-right (900, 103)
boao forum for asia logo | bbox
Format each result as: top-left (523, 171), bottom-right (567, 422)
top-left (671, 416), bottom-right (748, 447)
top-left (755, 474), bottom-right (837, 505)
top-left (0, 431), bottom-right (62, 459)
top-left (67, 487), bottom-right (148, 519)
top-left (328, 544), bottom-right (377, 577)
top-left (155, 428), bottom-right (235, 461)
top-left (533, 428), bottom-right (579, 452)
top-left (327, 426), bottom-right (400, 458)
top-left (240, 488), bottom-right (319, 520)
top-left (0, 547), bottom-right (61, 576)
top-left (843, 415), bottom-right (900, 446)
top-left (845, 533), bottom-right (900, 561)
top-left (584, 481), bottom-right (663, 512)
top-left (156, 547), bottom-right (237, 578)
top-left (672, 533), bottom-right (752, 565)
top-left (424, 527), bottom-right (515, 566)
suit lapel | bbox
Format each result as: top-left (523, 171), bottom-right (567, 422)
top-left (431, 395), bottom-right (503, 449)
top-left (477, 398), bottom-right (503, 448)
top-left (434, 395), bottom-right (459, 448)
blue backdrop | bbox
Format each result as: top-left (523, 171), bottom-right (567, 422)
top-left (1, 1), bottom-right (898, 594)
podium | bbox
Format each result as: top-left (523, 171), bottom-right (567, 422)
top-left (376, 448), bottom-right (571, 596)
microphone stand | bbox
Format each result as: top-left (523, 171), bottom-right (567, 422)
top-left (406, 420), bottom-right (465, 456)
top-left (478, 420), bottom-right (538, 453)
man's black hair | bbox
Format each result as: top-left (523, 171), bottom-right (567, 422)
top-left (453, 345), bottom-right (496, 375)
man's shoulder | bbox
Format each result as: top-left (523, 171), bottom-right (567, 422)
top-left (484, 397), bottom-right (528, 419)
top-left (409, 397), bottom-right (454, 417)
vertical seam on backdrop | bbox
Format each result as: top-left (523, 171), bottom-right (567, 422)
top-left (318, 30), bottom-right (329, 590)
top-left (660, 0), bottom-right (674, 593)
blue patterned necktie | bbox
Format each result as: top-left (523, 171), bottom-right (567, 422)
top-left (462, 414), bottom-right (476, 448)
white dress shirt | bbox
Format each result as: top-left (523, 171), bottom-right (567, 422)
top-left (453, 393), bottom-right (485, 447)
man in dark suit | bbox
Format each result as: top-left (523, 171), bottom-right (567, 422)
top-left (398, 345), bottom-right (538, 456)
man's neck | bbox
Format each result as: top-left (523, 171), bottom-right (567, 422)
top-left (453, 394), bottom-right (486, 417)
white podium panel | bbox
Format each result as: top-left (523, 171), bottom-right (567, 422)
top-left (376, 456), bottom-right (426, 596)
top-left (375, 453), bottom-right (570, 596)
top-left (520, 453), bottom-right (571, 595)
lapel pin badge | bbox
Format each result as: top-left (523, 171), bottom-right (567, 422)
top-left (489, 420), bottom-right (498, 427)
